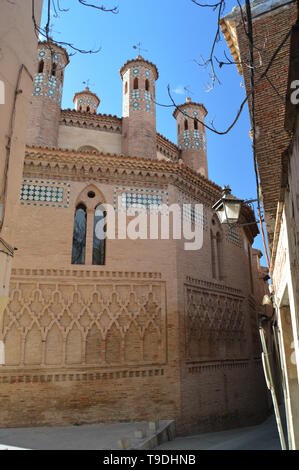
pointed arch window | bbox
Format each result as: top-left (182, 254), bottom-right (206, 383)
top-left (38, 60), bottom-right (44, 74)
top-left (145, 79), bottom-right (150, 92)
top-left (93, 205), bottom-right (106, 266)
top-left (72, 186), bottom-right (107, 266)
top-left (72, 204), bottom-right (87, 265)
top-left (133, 77), bottom-right (139, 90)
top-left (184, 119), bottom-right (188, 131)
top-left (216, 232), bottom-right (223, 280)
top-left (211, 229), bottom-right (216, 279)
top-left (194, 119), bottom-right (198, 130)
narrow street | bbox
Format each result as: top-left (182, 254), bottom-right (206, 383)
top-left (0, 412), bottom-right (286, 450)
top-left (157, 414), bottom-right (284, 450)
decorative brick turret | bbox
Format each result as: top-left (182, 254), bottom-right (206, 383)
top-left (120, 55), bottom-right (158, 160)
top-left (27, 41), bottom-right (69, 148)
top-left (73, 87), bottom-right (100, 114)
top-left (174, 98), bottom-right (208, 177)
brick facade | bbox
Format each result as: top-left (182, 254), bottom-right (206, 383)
top-left (174, 101), bottom-right (208, 177)
top-left (120, 57), bottom-right (158, 160)
top-left (0, 41), bottom-right (271, 432)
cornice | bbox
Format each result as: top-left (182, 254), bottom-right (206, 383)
top-left (73, 88), bottom-right (100, 106)
top-left (24, 146), bottom-right (223, 206)
top-left (120, 56), bottom-right (159, 80)
top-left (156, 133), bottom-right (180, 162)
top-left (60, 109), bottom-right (122, 134)
top-left (220, 18), bottom-right (242, 75)
top-left (173, 101), bottom-right (208, 119)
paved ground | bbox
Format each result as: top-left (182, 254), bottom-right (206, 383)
top-left (0, 412), bottom-right (286, 450)
top-left (157, 413), bottom-right (284, 450)
top-left (0, 421), bottom-right (151, 450)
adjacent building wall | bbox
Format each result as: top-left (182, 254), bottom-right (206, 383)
top-left (222, 0), bottom-right (299, 449)
top-left (0, 0), bottom-right (42, 354)
top-left (221, 0), bottom-right (298, 247)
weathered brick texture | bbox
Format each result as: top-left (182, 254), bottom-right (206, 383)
top-left (234, 2), bottom-right (298, 244)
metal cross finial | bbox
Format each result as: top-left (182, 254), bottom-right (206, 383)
top-left (83, 79), bottom-right (95, 89)
top-left (183, 85), bottom-right (194, 98)
top-left (133, 42), bottom-right (148, 56)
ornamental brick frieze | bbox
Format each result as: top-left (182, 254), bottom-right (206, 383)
top-left (184, 278), bottom-right (246, 362)
top-left (1, 269), bottom-right (167, 370)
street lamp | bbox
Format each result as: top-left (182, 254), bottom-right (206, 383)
top-left (212, 186), bottom-right (243, 225)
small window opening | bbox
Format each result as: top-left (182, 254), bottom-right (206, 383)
top-left (194, 119), bottom-right (198, 130)
top-left (184, 119), bottom-right (188, 131)
top-left (51, 62), bottom-right (57, 77)
top-left (145, 79), bottom-right (150, 92)
top-left (133, 77), bottom-right (139, 90)
top-left (38, 60), bottom-right (44, 74)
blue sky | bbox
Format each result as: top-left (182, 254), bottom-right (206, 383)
top-left (42, 0), bottom-right (268, 261)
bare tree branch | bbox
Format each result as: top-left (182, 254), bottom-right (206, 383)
top-left (32, 0), bottom-right (118, 56)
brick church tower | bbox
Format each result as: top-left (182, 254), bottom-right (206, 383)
top-left (73, 86), bottom-right (100, 114)
top-left (174, 98), bottom-right (208, 177)
top-left (120, 56), bottom-right (159, 160)
top-left (27, 41), bottom-right (69, 148)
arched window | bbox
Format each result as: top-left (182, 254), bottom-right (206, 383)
top-left (216, 232), bottom-right (223, 280)
top-left (93, 205), bottom-right (106, 266)
top-left (248, 244), bottom-right (254, 293)
top-left (79, 105), bottom-right (82, 112)
top-left (38, 60), bottom-right (44, 74)
top-left (145, 79), bottom-right (150, 92)
top-left (125, 82), bottom-right (128, 94)
top-left (51, 62), bottom-right (57, 77)
top-left (184, 119), bottom-right (188, 131)
top-left (178, 124), bottom-right (180, 134)
top-left (133, 77), bottom-right (139, 90)
top-left (86, 106), bottom-right (90, 113)
top-left (211, 230), bottom-right (216, 279)
top-left (78, 145), bottom-right (99, 152)
top-left (194, 119), bottom-right (198, 130)
top-left (72, 204), bottom-right (87, 265)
